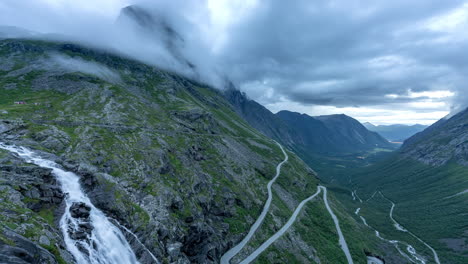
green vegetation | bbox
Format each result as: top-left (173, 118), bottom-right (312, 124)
top-left (0, 38), bottom-right (409, 263)
top-left (41, 243), bottom-right (68, 264)
top-left (347, 157), bottom-right (468, 263)
top-left (295, 146), bottom-right (395, 184)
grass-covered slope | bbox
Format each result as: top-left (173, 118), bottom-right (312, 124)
top-left (350, 156), bottom-right (468, 264)
top-left (0, 39), bottom-right (388, 263)
top-left (347, 108), bottom-right (468, 263)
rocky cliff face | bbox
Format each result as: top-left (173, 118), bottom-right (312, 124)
top-left (0, 145), bottom-right (74, 264)
top-left (401, 107), bottom-right (468, 166)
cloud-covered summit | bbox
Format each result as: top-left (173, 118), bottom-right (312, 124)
top-left (0, 0), bottom-right (467, 124)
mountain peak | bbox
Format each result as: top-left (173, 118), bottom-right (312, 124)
top-left (117, 5), bottom-right (194, 69)
top-left (118, 5), bottom-right (183, 42)
top-left (276, 111), bottom-right (393, 154)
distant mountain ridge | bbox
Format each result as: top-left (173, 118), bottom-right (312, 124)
top-left (279, 111), bottom-right (394, 154)
top-left (363, 122), bottom-right (428, 142)
top-left (224, 88), bottom-right (394, 155)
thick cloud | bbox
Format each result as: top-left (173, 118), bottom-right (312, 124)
top-left (0, 0), bottom-right (221, 87)
top-left (0, 0), bottom-right (467, 124)
top-left (215, 0), bottom-right (468, 115)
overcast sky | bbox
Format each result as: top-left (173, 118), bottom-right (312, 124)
top-left (1, 0), bottom-right (467, 125)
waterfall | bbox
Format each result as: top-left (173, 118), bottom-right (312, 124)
top-left (0, 143), bottom-right (142, 264)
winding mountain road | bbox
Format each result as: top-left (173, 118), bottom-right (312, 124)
top-left (238, 188), bottom-right (322, 264)
top-left (221, 143), bottom-right (354, 264)
top-left (220, 142), bottom-right (288, 264)
top-left (237, 186), bottom-right (354, 264)
top-left (320, 186), bottom-right (354, 264)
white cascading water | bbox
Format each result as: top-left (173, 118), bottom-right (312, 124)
top-left (0, 142), bottom-right (141, 264)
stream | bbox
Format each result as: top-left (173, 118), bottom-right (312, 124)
top-left (0, 143), bottom-right (143, 264)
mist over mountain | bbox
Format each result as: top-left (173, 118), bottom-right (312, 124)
top-left (0, 2), bottom-right (225, 91)
top-left (1, 1), bottom-right (467, 264)
top-left (1, 0), bottom-right (467, 122)
top-left (116, 5), bottom-right (195, 72)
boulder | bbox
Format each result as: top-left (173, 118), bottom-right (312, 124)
top-left (69, 202), bottom-right (91, 219)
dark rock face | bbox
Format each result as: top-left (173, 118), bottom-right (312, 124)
top-left (0, 152), bottom-right (72, 263)
top-left (30, 127), bottom-right (71, 152)
top-left (67, 202), bottom-right (94, 245)
top-left (0, 229), bottom-right (58, 264)
top-left (0, 165), bottom-right (64, 211)
top-left (182, 223), bottom-right (216, 262)
top-left (70, 202), bottom-right (91, 219)
top-left (187, 145), bottom-right (205, 161)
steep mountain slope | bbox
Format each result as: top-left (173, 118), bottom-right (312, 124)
top-left (0, 39), bottom-right (401, 263)
top-left (274, 111), bottom-right (333, 152)
top-left (276, 110), bottom-right (393, 154)
top-left (401, 108), bottom-right (468, 166)
top-left (223, 88), bottom-right (296, 146)
top-left (313, 113), bottom-right (393, 153)
top-left (348, 108), bottom-right (468, 263)
top-left (363, 122), bottom-right (428, 142)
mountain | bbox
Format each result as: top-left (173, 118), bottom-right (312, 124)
top-left (223, 88), bottom-right (296, 146)
top-left (276, 111), bottom-right (393, 154)
top-left (314, 114), bottom-right (394, 152)
top-left (225, 92), bottom-right (394, 155)
top-left (362, 122), bottom-right (376, 129)
top-left (225, 92), bottom-right (397, 184)
top-left (401, 108), bottom-right (468, 166)
top-left (0, 39), bottom-right (405, 263)
top-left (348, 108), bottom-right (468, 263)
top-left (116, 5), bottom-right (195, 70)
top-left (363, 122), bottom-right (428, 142)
